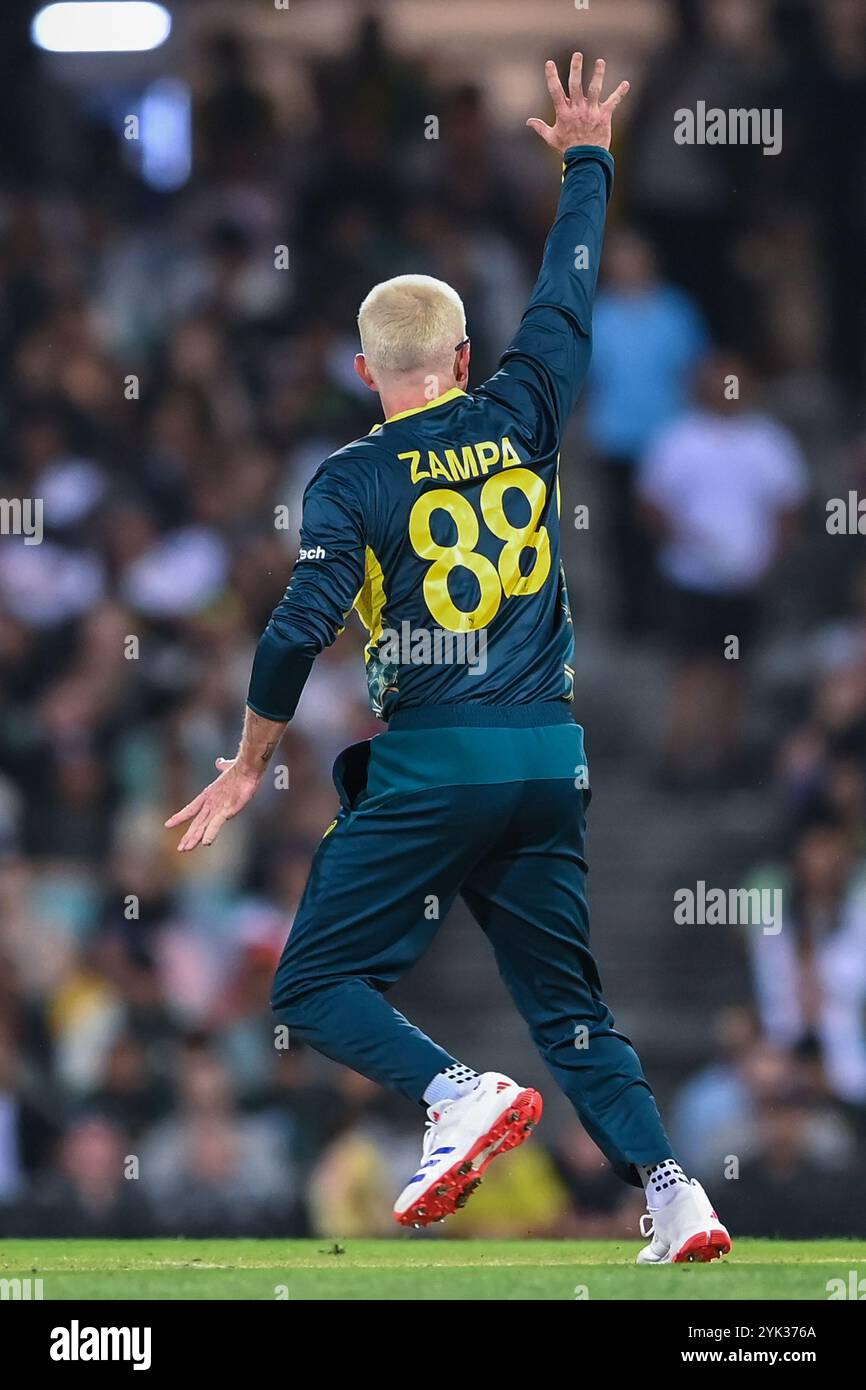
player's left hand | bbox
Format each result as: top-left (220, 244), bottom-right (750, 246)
top-left (527, 54), bottom-right (630, 154)
top-left (165, 757), bottom-right (262, 852)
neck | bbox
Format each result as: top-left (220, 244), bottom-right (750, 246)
top-left (379, 373), bottom-right (461, 422)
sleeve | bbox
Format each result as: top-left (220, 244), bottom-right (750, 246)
top-left (669, 289), bottom-right (711, 363)
top-left (246, 462), bottom-right (368, 722)
top-left (761, 423), bottom-right (810, 509)
top-left (476, 145), bottom-right (614, 454)
top-left (636, 427), bottom-right (684, 510)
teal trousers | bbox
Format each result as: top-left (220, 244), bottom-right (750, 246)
top-left (272, 704), bottom-right (672, 1186)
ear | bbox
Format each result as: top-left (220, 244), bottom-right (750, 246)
top-left (354, 353), bottom-right (378, 392)
top-left (454, 340), bottom-right (471, 389)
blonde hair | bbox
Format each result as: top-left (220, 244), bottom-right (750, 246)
top-left (357, 274), bottom-right (466, 377)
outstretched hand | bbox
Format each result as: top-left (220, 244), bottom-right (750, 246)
top-left (165, 757), bottom-right (262, 852)
top-left (527, 54), bottom-right (629, 155)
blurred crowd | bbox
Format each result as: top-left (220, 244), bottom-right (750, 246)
top-left (1, 0), bottom-right (866, 1240)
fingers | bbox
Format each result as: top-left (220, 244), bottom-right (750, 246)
top-left (587, 57), bottom-right (605, 105)
top-left (167, 758), bottom-right (235, 837)
top-left (543, 59), bottom-right (568, 113)
top-left (164, 791), bottom-right (206, 829)
top-left (177, 802), bottom-right (212, 853)
top-left (526, 117), bottom-right (555, 145)
top-left (602, 79), bottom-right (631, 113)
top-left (176, 798), bottom-right (233, 852)
top-left (169, 759), bottom-right (255, 851)
top-left (201, 813), bottom-right (228, 848)
top-left (568, 51), bottom-right (584, 102)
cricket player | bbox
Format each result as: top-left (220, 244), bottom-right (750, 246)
top-left (167, 56), bottom-right (731, 1263)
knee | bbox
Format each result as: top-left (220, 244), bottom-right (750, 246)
top-left (271, 960), bottom-right (331, 1030)
top-left (270, 961), bottom-right (306, 1022)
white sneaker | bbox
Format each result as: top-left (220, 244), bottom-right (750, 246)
top-left (635, 1211), bottom-right (670, 1263)
top-left (636, 1179), bottom-right (732, 1264)
top-left (394, 1072), bottom-right (543, 1227)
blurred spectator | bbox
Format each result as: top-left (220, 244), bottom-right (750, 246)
top-left (586, 228), bottom-right (709, 633)
top-left (15, 1116), bottom-right (154, 1238)
top-left (140, 1038), bottom-right (301, 1235)
top-left (307, 1072), bottom-right (404, 1237)
top-left (672, 1013), bottom-right (859, 1217)
top-left (747, 821), bottom-right (866, 1104)
top-left (196, 33), bottom-right (279, 181)
top-left (85, 1035), bottom-right (172, 1140)
top-left (717, 1093), bottom-right (863, 1239)
top-left (624, 0), bottom-right (760, 342)
top-left (670, 1006), bottom-right (762, 1174)
top-left (639, 352), bottom-right (808, 784)
top-left (0, 1026), bottom-right (60, 1208)
top-left (248, 1045), bottom-right (358, 1176)
top-left (549, 1121), bottom-right (641, 1236)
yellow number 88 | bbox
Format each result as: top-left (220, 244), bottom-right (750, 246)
top-left (408, 467), bottom-right (552, 632)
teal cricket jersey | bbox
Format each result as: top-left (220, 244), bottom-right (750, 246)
top-left (247, 146), bottom-right (614, 727)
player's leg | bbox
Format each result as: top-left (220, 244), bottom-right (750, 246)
top-left (272, 776), bottom-right (472, 1101)
top-left (463, 779), bottom-right (670, 1179)
top-left (272, 754), bottom-right (541, 1224)
top-left (462, 777), bottom-right (731, 1262)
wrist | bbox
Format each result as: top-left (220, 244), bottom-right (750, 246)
top-left (563, 143), bottom-right (612, 160)
top-left (233, 756), bottom-right (267, 781)
top-left (236, 707), bottom-right (287, 778)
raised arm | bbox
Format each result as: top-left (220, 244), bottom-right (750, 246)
top-left (479, 55), bottom-right (630, 449)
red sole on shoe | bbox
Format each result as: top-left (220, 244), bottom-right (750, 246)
top-left (395, 1088), bottom-right (543, 1228)
top-left (672, 1229), bottom-right (733, 1263)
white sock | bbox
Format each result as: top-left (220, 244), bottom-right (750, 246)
top-left (423, 1063), bottom-right (479, 1107)
top-left (639, 1159), bottom-right (690, 1211)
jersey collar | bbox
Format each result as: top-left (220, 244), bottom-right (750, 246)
top-left (369, 387), bottom-right (466, 432)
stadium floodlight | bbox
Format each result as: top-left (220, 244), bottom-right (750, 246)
top-left (32, 2), bottom-right (172, 54)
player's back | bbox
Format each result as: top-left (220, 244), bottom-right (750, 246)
top-left (350, 385), bottom-right (572, 719)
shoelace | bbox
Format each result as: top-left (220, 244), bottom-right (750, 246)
top-left (419, 1099), bottom-right (457, 1161)
top-left (639, 1212), bottom-right (655, 1238)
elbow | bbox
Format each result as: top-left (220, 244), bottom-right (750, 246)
top-left (265, 612), bottom-right (324, 661)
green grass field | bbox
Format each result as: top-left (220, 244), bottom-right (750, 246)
top-left (2, 1238), bottom-right (864, 1300)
